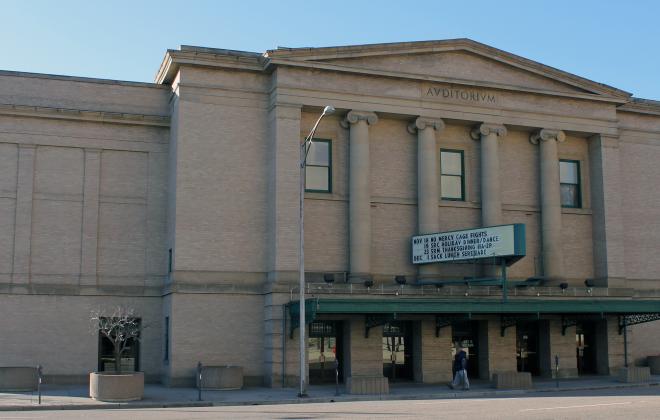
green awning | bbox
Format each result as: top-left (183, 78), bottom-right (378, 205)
top-left (288, 298), bottom-right (660, 317)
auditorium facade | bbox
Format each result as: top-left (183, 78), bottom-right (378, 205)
top-left (1, 39), bottom-right (659, 389)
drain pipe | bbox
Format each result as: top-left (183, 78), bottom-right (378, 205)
top-left (282, 304), bottom-right (287, 387)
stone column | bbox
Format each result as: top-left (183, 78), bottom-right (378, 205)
top-left (408, 117), bottom-right (444, 278)
top-left (341, 111), bottom-right (378, 280)
top-left (471, 123), bottom-right (507, 227)
top-left (530, 129), bottom-right (566, 282)
top-left (344, 316), bottom-right (388, 394)
top-left (12, 144), bottom-right (36, 285)
top-left (413, 318), bottom-right (453, 383)
top-left (80, 148), bottom-right (101, 286)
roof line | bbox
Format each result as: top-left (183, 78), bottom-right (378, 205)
top-left (0, 69), bottom-right (167, 89)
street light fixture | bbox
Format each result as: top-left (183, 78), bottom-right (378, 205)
top-left (299, 105), bottom-right (335, 397)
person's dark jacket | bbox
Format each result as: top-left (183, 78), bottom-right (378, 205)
top-left (454, 350), bottom-right (468, 371)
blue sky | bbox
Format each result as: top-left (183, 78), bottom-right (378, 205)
top-left (2, 0), bottom-right (659, 99)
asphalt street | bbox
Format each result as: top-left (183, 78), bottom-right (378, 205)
top-left (1, 387), bottom-right (659, 419)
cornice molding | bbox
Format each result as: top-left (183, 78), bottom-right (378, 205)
top-left (0, 103), bottom-right (170, 127)
top-left (470, 123), bottom-right (507, 140)
top-left (340, 110), bottom-right (378, 128)
top-left (407, 116), bottom-right (445, 134)
top-left (530, 128), bottom-right (566, 145)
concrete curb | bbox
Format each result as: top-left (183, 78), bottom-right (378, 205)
top-left (1, 381), bottom-right (658, 411)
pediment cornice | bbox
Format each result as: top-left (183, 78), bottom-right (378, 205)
top-left (265, 39), bottom-right (631, 100)
top-left (155, 40), bottom-right (633, 104)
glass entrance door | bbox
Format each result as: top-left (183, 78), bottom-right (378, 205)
top-left (308, 321), bottom-right (343, 384)
top-left (576, 322), bottom-right (597, 375)
top-left (383, 321), bottom-right (414, 381)
top-left (451, 321), bottom-right (479, 379)
top-left (517, 321), bottom-right (540, 376)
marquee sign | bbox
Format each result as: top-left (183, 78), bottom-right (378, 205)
top-left (412, 224), bottom-right (525, 265)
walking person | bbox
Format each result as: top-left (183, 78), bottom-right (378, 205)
top-left (449, 344), bottom-right (470, 390)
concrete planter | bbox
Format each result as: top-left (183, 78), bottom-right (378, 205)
top-left (89, 372), bottom-right (144, 402)
top-left (617, 366), bottom-right (651, 383)
top-left (0, 367), bottom-right (38, 391)
top-left (648, 356), bottom-right (660, 375)
top-left (196, 366), bottom-right (243, 390)
top-left (346, 375), bottom-right (389, 394)
top-left (492, 371), bottom-right (533, 389)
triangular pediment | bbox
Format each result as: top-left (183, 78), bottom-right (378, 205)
top-left (266, 39), bottom-right (630, 99)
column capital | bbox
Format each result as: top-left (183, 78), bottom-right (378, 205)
top-left (407, 116), bottom-right (445, 134)
top-left (470, 123), bottom-right (507, 140)
top-left (340, 110), bottom-right (378, 128)
top-left (530, 128), bottom-right (566, 145)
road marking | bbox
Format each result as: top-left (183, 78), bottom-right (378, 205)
top-left (520, 401), bottom-right (632, 411)
top-left (414, 401), bottom-right (452, 405)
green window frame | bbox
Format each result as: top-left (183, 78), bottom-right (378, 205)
top-left (305, 139), bottom-right (332, 193)
top-left (559, 159), bottom-right (581, 208)
top-left (440, 149), bottom-right (465, 201)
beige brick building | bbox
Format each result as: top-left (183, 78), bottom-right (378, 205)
top-left (1, 39), bottom-right (659, 389)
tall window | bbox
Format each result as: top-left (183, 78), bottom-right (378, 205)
top-left (560, 160), bottom-right (581, 208)
top-left (441, 149), bottom-right (465, 201)
top-left (305, 139), bottom-right (332, 193)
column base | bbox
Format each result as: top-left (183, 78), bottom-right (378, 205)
top-left (346, 376), bottom-right (389, 394)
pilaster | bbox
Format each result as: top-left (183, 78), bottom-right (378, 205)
top-left (267, 103), bottom-right (302, 283)
top-left (80, 148), bottom-right (101, 285)
top-left (12, 144), bottom-right (36, 284)
top-left (588, 134), bottom-right (626, 287)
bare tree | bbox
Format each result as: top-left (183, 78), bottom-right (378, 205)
top-left (91, 306), bottom-right (142, 374)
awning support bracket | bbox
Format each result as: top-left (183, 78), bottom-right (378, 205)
top-left (618, 313), bottom-right (660, 335)
top-left (561, 315), bottom-right (577, 336)
top-left (365, 314), bottom-right (397, 338)
top-left (435, 314), bottom-right (471, 337)
top-left (500, 315), bottom-right (518, 337)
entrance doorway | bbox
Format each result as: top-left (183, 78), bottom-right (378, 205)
top-left (517, 321), bottom-right (540, 376)
top-left (576, 322), bottom-right (598, 375)
top-left (382, 321), bottom-right (414, 381)
top-left (452, 321), bottom-right (480, 379)
top-left (308, 321), bottom-right (343, 384)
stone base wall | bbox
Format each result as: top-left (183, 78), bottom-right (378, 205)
top-left (346, 375), bottom-right (389, 394)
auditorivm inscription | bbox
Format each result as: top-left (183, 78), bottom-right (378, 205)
top-left (425, 86), bottom-right (496, 103)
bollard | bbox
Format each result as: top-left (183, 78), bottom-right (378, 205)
top-left (37, 365), bottom-right (43, 405)
top-left (554, 355), bottom-right (559, 388)
top-left (197, 362), bottom-right (202, 401)
top-left (334, 358), bottom-right (340, 396)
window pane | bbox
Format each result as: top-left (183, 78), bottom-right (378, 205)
top-left (306, 141), bottom-right (329, 166)
top-left (560, 161), bottom-right (579, 184)
top-left (441, 151), bottom-right (462, 175)
top-left (305, 166), bottom-right (329, 191)
top-left (561, 184), bottom-right (578, 207)
top-left (442, 175), bottom-right (463, 199)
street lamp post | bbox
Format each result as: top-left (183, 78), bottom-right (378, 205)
top-left (299, 105), bottom-right (335, 397)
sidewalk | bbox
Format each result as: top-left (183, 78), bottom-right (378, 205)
top-left (1, 375), bottom-right (659, 411)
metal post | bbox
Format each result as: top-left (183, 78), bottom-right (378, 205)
top-left (554, 355), bottom-right (559, 388)
top-left (197, 361), bottom-right (202, 401)
top-left (297, 106), bottom-right (334, 398)
top-left (298, 142), bottom-right (308, 398)
top-left (334, 358), bottom-right (340, 396)
top-left (37, 365), bottom-right (42, 405)
top-left (623, 318), bottom-right (629, 368)
top-left (501, 258), bottom-right (508, 302)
